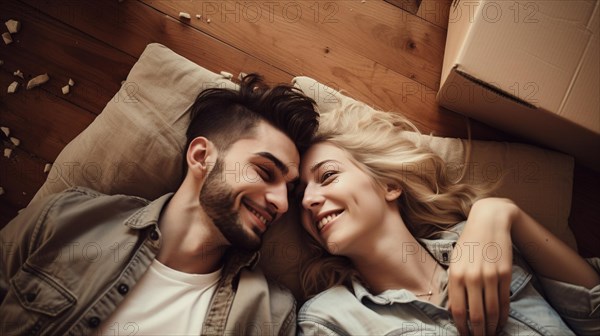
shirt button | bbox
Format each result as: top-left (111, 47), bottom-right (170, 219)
top-left (88, 317), bottom-right (101, 328)
top-left (442, 252), bottom-right (449, 262)
top-left (26, 292), bottom-right (37, 302)
top-left (149, 229), bottom-right (159, 241)
top-left (30, 321), bottom-right (42, 332)
top-left (118, 284), bottom-right (129, 295)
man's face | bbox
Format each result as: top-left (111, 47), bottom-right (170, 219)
top-left (200, 121), bottom-right (300, 251)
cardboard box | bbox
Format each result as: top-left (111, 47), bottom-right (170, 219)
top-left (437, 0), bottom-right (599, 170)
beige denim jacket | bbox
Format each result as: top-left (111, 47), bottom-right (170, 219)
top-left (0, 187), bottom-right (295, 335)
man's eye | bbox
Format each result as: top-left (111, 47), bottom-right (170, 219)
top-left (258, 166), bottom-right (273, 181)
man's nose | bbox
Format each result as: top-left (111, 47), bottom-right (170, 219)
top-left (266, 183), bottom-right (289, 216)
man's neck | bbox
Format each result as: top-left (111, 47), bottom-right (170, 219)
top-left (155, 188), bottom-right (229, 274)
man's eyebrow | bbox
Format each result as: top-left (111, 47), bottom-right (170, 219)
top-left (255, 152), bottom-right (290, 175)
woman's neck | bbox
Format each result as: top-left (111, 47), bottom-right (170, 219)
top-left (348, 214), bottom-right (440, 296)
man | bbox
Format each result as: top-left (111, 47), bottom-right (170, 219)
top-left (0, 74), bottom-right (319, 335)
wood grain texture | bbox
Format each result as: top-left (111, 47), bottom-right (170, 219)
top-left (417, 0), bottom-right (452, 29)
top-left (385, 0), bottom-right (422, 15)
top-left (141, 0), bottom-right (508, 140)
top-left (1, 0), bottom-right (136, 115)
top-left (20, 0), bottom-right (292, 84)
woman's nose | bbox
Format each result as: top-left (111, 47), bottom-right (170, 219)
top-left (301, 184), bottom-right (324, 211)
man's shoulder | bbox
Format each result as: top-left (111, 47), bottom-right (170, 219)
top-left (57, 186), bottom-right (149, 202)
top-left (22, 186), bottom-right (153, 233)
top-left (38, 186), bottom-right (150, 213)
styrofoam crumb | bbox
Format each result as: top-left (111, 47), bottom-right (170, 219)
top-left (0, 126), bottom-right (9, 137)
top-left (7, 81), bottom-right (19, 94)
top-left (13, 69), bottom-right (24, 79)
top-left (2, 32), bottom-right (13, 45)
top-left (220, 71), bottom-right (233, 80)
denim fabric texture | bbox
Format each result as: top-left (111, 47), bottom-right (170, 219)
top-left (298, 222), bottom-right (600, 335)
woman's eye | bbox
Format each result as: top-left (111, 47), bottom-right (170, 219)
top-left (320, 171), bottom-right (337, 183)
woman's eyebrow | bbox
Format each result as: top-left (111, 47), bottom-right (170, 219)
top-left (310, 160), bottom-right (341, 173)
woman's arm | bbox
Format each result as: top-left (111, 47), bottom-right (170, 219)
top-left (448, 197), bottom-right (599, 335)
top-left (498, 198), bottom-right (600, 288)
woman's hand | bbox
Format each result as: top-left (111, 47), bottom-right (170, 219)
top-left (447, 198), bottom-right (518, 335)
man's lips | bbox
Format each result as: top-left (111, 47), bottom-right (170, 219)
top-left (242, 200), bottom-right (273, 231)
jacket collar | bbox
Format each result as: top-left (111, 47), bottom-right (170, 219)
top-left (352, 221), bottom-right (467, 305)
top-left (123, 193), bottom-right (175, 229)
top-left (123, 192), bottom-right (260, 275)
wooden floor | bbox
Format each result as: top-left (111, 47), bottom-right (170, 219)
top-left (0, 0), bottom-right (598, 256)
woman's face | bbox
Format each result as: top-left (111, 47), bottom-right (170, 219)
top-left (299, 142), bottom-right (394, 256)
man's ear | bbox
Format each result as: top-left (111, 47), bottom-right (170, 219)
top-left (384, 184), bottom-right (402, 202)
top-left (187, 137), bottom-right (217, 178)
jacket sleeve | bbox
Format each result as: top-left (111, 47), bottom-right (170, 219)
top-left (536, 257), bottom-right (600, 336)
top-left (0, 193), bottom-right (59, 303)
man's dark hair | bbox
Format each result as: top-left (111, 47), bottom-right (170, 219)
top-left (185, 73), bottom-right (319, 160)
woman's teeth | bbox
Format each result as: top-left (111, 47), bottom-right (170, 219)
top-left (318, 212), bottom-right (341, 231)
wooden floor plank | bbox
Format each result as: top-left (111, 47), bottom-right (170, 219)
top-left (142, 0), bottom-right (447, 91)
top-left (1, 0), bottom-right (138, 115)
top-left (0, 143), bottom-right (48, 212)
top-left (0, 201), bottom-right (19, 228)
top-left (0, 72), bottom-right (95, 163)
top-left (19, 0), bottom-right (292, 84)
top-left (19, 0), bottom-right (510, 141)
top-left (417, 0), bottom-right (452, 29)
top-left (140, 0), bottom-right (509, 140)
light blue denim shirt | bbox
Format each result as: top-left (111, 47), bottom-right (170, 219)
top-left (298, 222), bottom-right (600, 335)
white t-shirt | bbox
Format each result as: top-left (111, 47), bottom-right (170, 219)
top-left (98, 259), bottom-right (222, 335)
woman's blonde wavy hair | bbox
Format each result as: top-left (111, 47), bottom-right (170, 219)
top-left (299, 101), bottom-right (497, 299)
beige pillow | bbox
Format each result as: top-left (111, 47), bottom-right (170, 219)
top-left (293, 76), bottom-right (576, 249)
top-left (31, 43), bottom-right (238, 203)
top-left (31, 44), bottom-right (576, 300)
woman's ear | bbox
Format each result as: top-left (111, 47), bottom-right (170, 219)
top-left (384, 184), bottom-right (402, 201)
top-left (187, 137), bottom-right (216, 178)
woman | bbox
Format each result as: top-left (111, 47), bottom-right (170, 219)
top-left (296, 103), bottom-right (599, 335)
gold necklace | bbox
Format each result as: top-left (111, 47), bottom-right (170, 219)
top-left (415, 261), bottom-right (439, 300)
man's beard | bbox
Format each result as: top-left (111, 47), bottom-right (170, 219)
top-left (199, 158), bottom-right (262, 251)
